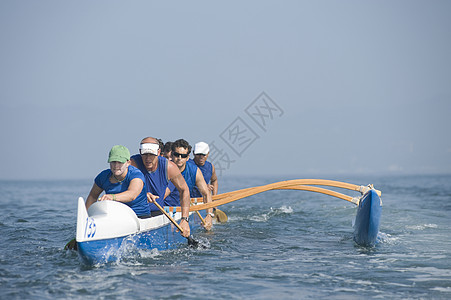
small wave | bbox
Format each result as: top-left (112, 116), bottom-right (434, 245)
top-left (430, 287), bottom-right (451, 293)
top-left (277, 205), bottom-right (294, 214)
top-left (406, 224), bottom-right (438, 230)
top-left (226, 215), bottom-right (244, 222)
top-left (228, 205), bottom-right (293, 223)
top-left (227, 214), bottom-right (266, 222)
top-left (250, 206), bottom-right (293, 222)
top-left (249, 214), bottom-right (269, 222)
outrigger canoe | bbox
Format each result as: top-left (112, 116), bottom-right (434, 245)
top-left (74, 179), bottom-right (382, 265)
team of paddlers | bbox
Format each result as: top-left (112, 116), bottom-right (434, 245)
top-left (85, 137), bottom-right (218, 238)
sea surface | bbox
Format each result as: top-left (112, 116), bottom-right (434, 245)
top-left (0, 174), bottom-right (450, 299)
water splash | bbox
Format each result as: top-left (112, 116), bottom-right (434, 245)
top-left (376, 232), bottom-right (398, 245)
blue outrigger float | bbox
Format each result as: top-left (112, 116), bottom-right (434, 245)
top-left (74, 179), bottom-right (382, 265)
top-left (353, 189), bottom-right (382, 246)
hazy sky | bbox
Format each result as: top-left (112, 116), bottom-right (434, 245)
top-left (1, 1), bottom-right (450, 180)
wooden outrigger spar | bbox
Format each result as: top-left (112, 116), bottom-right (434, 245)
top-left (171, 179), bottom-right (381, 211)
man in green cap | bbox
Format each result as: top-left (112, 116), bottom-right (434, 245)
top-left (85, 145), bottom-right (151, 217)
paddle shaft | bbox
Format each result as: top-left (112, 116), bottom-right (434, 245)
top-left (151, 198), bottom-right (185, 232)
top-left (149, 197), bottom-right (199, 246)
top-left (195, 210), bottom-right (206, 225)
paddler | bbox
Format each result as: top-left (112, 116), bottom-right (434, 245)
top-left (162, 141), bottom-right (173, 160)
top-left (131, 137), bottom-right (191, 238)
top-left (164, 139), bottom-right (213, 230)
top-left (85, 145), bottom-right (151, 218)
top-left (190, 142), bottom-right (218, 197)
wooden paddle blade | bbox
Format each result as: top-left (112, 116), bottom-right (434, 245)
top-left (214, 208), bottom-right (228, 223)
top-left (64, 238), bottom-right (77, 251)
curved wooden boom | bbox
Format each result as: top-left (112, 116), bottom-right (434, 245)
top-left (171, 179), bottom-right (380, 212)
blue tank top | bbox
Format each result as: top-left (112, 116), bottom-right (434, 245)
top-left (131, 154), bottom-right (169, 211)
top-left (94, 165), bottom-right (150, 217)
top-left (164, 161), bottom-right (198, 206)
top-left (190, 159), bottom-right (213, 198)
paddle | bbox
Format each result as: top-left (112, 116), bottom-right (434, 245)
top-left (214, 208), bottom-right (228, 222)
top-left (64, 238), bottom-right (77, 250)
top-left (148, 194), bottom-right (199, 247)
top-left (195, 208), bottom-right (228, 225)
top-left (194, 208), bottom-right (227, 226)
top-left (195, 210), bottom-right (206, 225)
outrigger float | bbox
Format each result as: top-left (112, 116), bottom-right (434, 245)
top-left (73, 179), bottom-right (382, 265)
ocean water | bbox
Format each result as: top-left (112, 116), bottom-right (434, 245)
top-left (0, 174), bottom-right (450, 299)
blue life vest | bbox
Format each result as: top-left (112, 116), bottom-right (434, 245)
top-left (164, 161), bottom-right (198, 206)
top-left (190, 159), bottom-right (213, 198)
top-left (131, 154), bottom-right (169, 211)
top-left (94, 165), bottom-right (150, 217)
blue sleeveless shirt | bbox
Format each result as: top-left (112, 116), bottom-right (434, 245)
top-left (164, 161), bottom-right (198, 206)
top-left (94, 165), bottom-right (150, 217)
top-left (131, 154), bottom-right (169, 211)
top-left (190, 159), bottom-right (213, 198)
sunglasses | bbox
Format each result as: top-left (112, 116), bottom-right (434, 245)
top-left (194, 153), bottom-right (207, 156)
top-left (172, 151), bottom-right (189, 158)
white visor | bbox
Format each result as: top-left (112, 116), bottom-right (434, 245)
top-left (140, 143), bottom-right (159, 155)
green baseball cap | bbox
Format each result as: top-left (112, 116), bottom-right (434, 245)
top-left (108, 145), bottom-right (130, 163)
